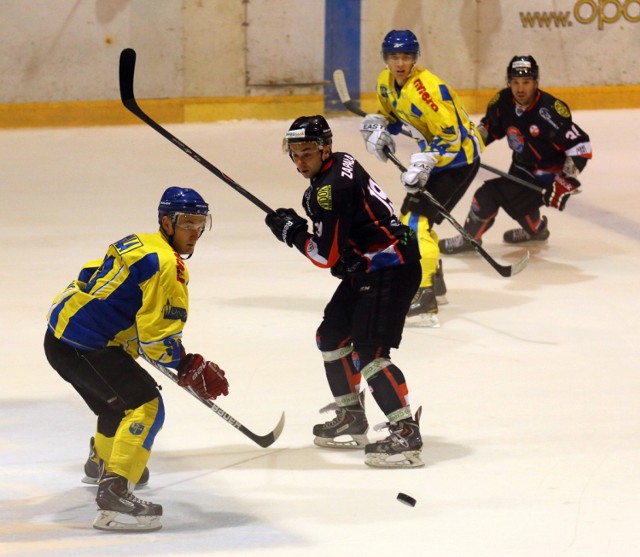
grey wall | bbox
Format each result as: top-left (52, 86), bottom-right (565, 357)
top-left (1, 0), bottom-right (638, 104)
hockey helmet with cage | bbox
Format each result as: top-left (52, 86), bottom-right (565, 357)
top-left (507, 55), bottom-right (539, 81)
top-left (284, 115), bottom-right (333, 148)
top-left (158, 186), bottom-right (210, 229)
top-left (381, 30), bottom-right (420, 57)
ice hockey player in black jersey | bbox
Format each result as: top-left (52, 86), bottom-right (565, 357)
top-left (265, 115), bottom-right (424, 468)
top-left (439, 55), bottom-right (592, 253)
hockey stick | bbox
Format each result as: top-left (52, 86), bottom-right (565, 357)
top-left (143, 355), bottom-right (285, 448)
top-left (382, 148), bottom-right (529, 277)
top-left (119, 48), bottom-right (274, 214)
top-left (332, 69), bottom-right (543, 194)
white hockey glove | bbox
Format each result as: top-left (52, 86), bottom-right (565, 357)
top-left (476, 121), bottom-right (489, 142)
top-left (360, 114), bottom-right (396, 162)
top-left (401, 152), bottom-right (437, 193)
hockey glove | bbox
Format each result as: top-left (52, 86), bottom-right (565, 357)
top-left (543, 173), bottom-right (581, 211)
top-left (330, 260), bottom-right (346, 280)
top-left (401, 152), bottom-right (437, 193)
top-left (177, 353), bottom-right (229, 400)
top-left (476, 121), bottom-right (489, 143)
top-left (360, 114), bottom-right (396, 162)
top-left (265, 208), bottom-right (309, 247)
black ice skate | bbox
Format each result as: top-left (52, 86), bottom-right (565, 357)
top-left (365, 407), bottom-right (424, 468)
top-left (406, 287), bottom-right (439, 328)
top-left (503, 216), bottom-right (550, 244)
top-left (93, 473), bottom-right (162, 532)
top-left (82, 437), bottom-right (149, 488)
top-left (313, 393), bottom-right (369, 449)
top-left (438, 234), bottom-right (479, 254)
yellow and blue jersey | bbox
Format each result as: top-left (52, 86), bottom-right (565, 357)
top-left (47, 231), bottom-right (189, 369)
top-left (376, 66), bottom-right (484, 172)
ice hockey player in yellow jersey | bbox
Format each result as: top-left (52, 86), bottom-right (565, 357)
top-left (44, 186), bottom-right (229, 531)
top-left (360, 30), bottom-right (484, 327)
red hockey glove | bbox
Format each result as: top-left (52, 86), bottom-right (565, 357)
top-left (542, 173), bottom-right (580, 211)
top-left (177, 353), bottom-right (229, 400)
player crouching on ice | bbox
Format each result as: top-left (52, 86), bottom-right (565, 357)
top-left (265, 115), bottom-right (424, 468)
top-left (439, 55), bottom-right (592, 253)
top-left (44, 187), bottom-right (229, 531)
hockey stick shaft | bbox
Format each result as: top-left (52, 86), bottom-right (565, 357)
top-left (143, 354), bottom-right (285, 448)
top-left (383, 149), bottom-right (529, 277)
top-left (332, 69), bottom-right (543, 194)
top-left (119, 48), bottom-right (274, 214)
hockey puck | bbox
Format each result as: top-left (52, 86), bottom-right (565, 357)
top-left (396, 492), bottom-right (416, 507)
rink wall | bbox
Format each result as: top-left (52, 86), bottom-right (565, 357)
top-left (1, 0), bottom-right (639, 128)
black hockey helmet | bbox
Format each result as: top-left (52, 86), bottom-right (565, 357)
top-left (507, 55), bottom-right (539, 80)
top-left (285, 115), bottom-right (333, 147)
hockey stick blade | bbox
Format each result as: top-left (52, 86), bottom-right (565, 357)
top-left (385, 149), bottom-right (529, 277)
top-left (333, 69), bottom-right (411, 137)
top-left (144, 354), bottom-right (285, 448)
top-left (333, 68), bottom-right (543, 194)
top-left (118, 48), bottom-right (274, 214)
top-left (333, 69), bottom-right (367, 118)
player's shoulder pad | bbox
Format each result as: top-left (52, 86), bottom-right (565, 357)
top-left (498, 88), bottom-right (513, 104)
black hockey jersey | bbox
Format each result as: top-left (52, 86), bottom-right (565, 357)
top-left (481, 89), bottom-right (592, 178)
top-left (295, 152), bottom-right (419, 274)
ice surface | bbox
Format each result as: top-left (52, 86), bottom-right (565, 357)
top-left (1, 109), bottom-right (639, 556)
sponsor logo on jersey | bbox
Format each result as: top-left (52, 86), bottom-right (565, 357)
top-left (539, 107), bottom-right (560, 129)
top-left (554, 99), bottom-right (570, 118)
top-left (129, 422), bottom-right (145, 435)
top-left (317, 185), bottom-right (332, 210)
top-left (113, 234), bottom-right (143, 254)
top-left (380, 85), bottom-right (390, 98)
top-left (163, 299), bottom-right (187, 321)
top-left (529, 124), bottom-right (540, 136)
top-left (506, 126), bottom-right (525, 153)
top-left (413, 78), bottom-right (439, 112)
top-left (173, 251), bottom-right (186, 284)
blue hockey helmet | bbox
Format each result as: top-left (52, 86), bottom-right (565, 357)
top-left (158, 186), bottom-right (210, 227)
top-left (507, 55), bottom-right (539, 80)
top-left (381, 30), bottom-right (420, 57)
top-left (284, 115), bottom-right (333, 147)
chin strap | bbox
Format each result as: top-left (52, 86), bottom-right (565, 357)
top-left (160, 226), bottom-right (192, 260)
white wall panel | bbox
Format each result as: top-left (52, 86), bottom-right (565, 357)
top-left (245, 0), bottom-right (325, 96)
top-left (0, 0), bottom-right (637, 103)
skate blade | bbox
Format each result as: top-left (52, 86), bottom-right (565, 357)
top-left (93, 510), bottom-right (162, 532)
top-left (364, 450), bottom-right (425, 469)
top-left (313, 433), bottom-right (369, 450)
top-left (405, 313), bottom-right (440, 328)
top-left (82, 476), bottom-right (148, 489)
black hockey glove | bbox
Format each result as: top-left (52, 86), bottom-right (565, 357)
top-left (330, 260), bottom-right (346, 279)
top-left (542, 173), bottom-right (580, 211)
top-left (265, 208), bottom-right (309, 247)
